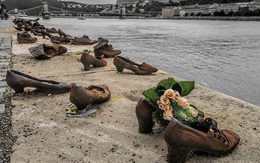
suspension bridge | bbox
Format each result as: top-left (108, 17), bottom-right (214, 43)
top-left (7, 1), bottom-right (144, 20)
top-left (7, 1), bottom-right (65, 19)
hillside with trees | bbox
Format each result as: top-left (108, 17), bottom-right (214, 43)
top-left (2, 0), bottom-right (63, 11)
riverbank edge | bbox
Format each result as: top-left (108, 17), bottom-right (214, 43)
top-left (48, 15), bottom-right (260, 21)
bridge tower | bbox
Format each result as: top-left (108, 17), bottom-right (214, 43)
top-left (42, 1), bottom-right (50, 19)
top-left (119, 5), bottom-right (126, 19)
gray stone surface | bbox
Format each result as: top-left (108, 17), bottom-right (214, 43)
top-left (0, 104), bottom-right (5, 114)
top-left (0, 38), bottom-right (11, 101)
top-left (0, 27), bottom-right (12, 163)
top-left (0, 20), bottom-right (13, 29)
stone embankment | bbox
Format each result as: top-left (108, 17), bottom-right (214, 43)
top-left (0, 19), bottom-right (260, 163)
top-left (0, 20), bottom-right (15, 163)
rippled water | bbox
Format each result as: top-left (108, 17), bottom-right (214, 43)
top-left (40, 18), bottom-right (260, 106)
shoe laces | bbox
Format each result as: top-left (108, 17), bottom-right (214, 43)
top-left (209, 127), bottom-right (227, 142)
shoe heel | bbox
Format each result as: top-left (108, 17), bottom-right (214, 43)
top-left (135, 98), bottom-right (155, 133)
top-left (83, 63), bottom-right (91, 71)
top-left (167, 145), bottom-right (190, 163)
top-left (115, 65), bottom-right (124, 72)
top-left (136, 112), bottom-right (154, 133)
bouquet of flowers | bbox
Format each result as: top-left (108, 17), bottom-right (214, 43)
top-left (74, 49), bottom-right (93, 55)
top-left (142, 78), bottom-right (204, 126)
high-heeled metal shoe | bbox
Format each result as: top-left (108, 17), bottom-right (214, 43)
top-left (80, 52), bottom-right (107, 71)
top-left (6, 70), bottom-right (72, 94)
top-left (113, 55), bottom-right (158, 75)
top-left (135, 98), bottom-right (206, 134)
top-left (164, 118), bottom-right (240, 163)
top-left (69, 83), bottom-right (111, 110)
top-left (135, 97), bottom-right (156, 133)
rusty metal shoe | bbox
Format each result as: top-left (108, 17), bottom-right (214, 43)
top-left (80, 52), bottom-right (107, 71)
top-left (30, 28), bottom-right (43, 36)
top-left (72, 35), bottom-right (98, 45)
top-left (69, 83), bottom-right (111, 110)
top-left (14, 25), bottom-right (23, 31)
top-left (136, 97), bottom-right (156, 133)
top-left (6, 70), bottom-right (72, 94)
top-left (93, 37), bottom-right (109, 50)
top-left (45, 27), bottom-right (58, 33)
top-left (17, 32), bottom-right (37, 44)
top-left (94, 44), bottom-right (121, 58)
top-left (164, 118), bottom-right (240, 163)
top-left (113, 56), bottom-right (158, 75)
top-left (58, 29), bottom-right (67, 37)
top-left (29, 42), bottom-right (67, 59)
top-left (51, 42), bottom-right (68, 55)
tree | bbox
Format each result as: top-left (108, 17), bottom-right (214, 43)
top-left (134, 7), bottom-right (140, 13)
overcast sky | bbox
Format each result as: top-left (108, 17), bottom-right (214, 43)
top-left (62, 0), bottom-right (117, 4)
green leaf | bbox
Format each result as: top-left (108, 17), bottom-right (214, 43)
top-left (171, 83), bottom-right (182, 95)
top-left (156, 78), bottom-right (177, 90)
top-left (178, 81), bottom-right (195, 96)
top-left (142, 87), bottom-right (160, 109)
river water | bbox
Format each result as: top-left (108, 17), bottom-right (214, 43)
top-left (39, 18), bottom-right (260, 106)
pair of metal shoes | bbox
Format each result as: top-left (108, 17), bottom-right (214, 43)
top-left (135, 98), bottom-right (240, 163)
top-left (113, 55), bottom-right (158, 75)
top-left (6, 70), bottom-right (111, 118)
top-left (72, 35), bottom-right (98, 45)
top-left (40, 29), bottom-right (72, 44)
top-left (68, 83), bottom-right (111, 117)
top-left (80, 52), bottom-right (107, 71)
top-left (29, 42), bottom-right (67, 59)
top-left (93, 37), bottom-right (121, 58)
top-left (17, 32), bottom-right (37, 44)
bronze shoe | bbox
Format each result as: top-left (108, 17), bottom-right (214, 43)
top-left (93, 37), bottom-right (109, 50)
top-left (30, 28), bottom-right (43, 36)
top-left (164, 118), bottom-right (240, 163)
top-left (41, 29), bottom-right (53, 39)
top-left (6, 70), bottom-right (72, 94)
top-left (45, 27), bottom-right (58, 33)
top-left (14, 25), bottom-right (23, 31)
top-left (69, 83), bottom-right (111, 110)
top-left (113, 56), bottom-right (158, 75)
top-left (72, 36), bottom-right (98, 45)
top-left (94, 44), bottom-right (121, 58)
top-left (29, 42), bottom-right (67, 59)
top-left (17, 32), bottom-right (37, 44)
top-left (80, 52), bottom-right (107, 71)
top-left (58, 29), bottom-right (67, 37)
top-left (135, 97), bottom-right (156, 133)
top-left (51, 41), bottom-right (68, 55)
top-left (136, 98), bottom-right (207, 134)
top-left (31, 22), bottom-right (45, 30)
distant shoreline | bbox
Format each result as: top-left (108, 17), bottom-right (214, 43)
top-left (161, 16), bottom-right (260, 21)
top-left (44, 15), bottom-right (260, 21)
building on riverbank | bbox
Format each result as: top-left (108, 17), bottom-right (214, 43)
top-left (162, 1), bottom-right (260, 18)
